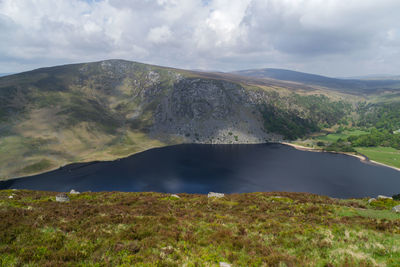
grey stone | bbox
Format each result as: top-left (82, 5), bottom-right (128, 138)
top-left (208, 192), bottom-right (225, 198)
top-left (377, 195), bottom-right (393, 200)
top-left (392, 205), bottom-right (400, 213)
top-left (220, 262), bottom-right (232, 267)
top-left (160, 246), bottom-right (174, 259)
top-left (170, 194), bottom-right (180, 198)
top-left (56, 193), bottom-right (70, 202)
top-left (368, 198), bottom-right (376, 203)
top-left (70, 189), bottom-right (80, 194)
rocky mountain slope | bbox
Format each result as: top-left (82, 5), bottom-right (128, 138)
top-left (0, 60), bottom-right (362, 179)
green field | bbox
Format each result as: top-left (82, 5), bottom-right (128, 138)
top-left (355, 147), bottom-right (400, 169)
top-left (316, 129), bottom-right (369, 142)
top-left (1, 190), bottom-right (400, 266)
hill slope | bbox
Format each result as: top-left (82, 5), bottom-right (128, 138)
top-left (1, 190), bottom-right (400, 266)
top-left (0, 60), bottom-right (361, 179)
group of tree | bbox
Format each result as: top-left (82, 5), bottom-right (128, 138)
top-left (261, 94), bottom-right (351, 140)
top-left (319, 102), bottom-right (400, 151)
top-left (347, 129), bottom-right (400, 150)
top-left (356, 102), bottom-right (400, 132)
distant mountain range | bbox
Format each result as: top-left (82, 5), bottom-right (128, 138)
top-left (231, 68), bottom-right (400, 93)
top-left (340, 74), bottom-right (400, 80)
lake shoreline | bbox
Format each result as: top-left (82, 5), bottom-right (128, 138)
top-left (281, 142), bottom-right (400, 172)
top-left (2, 142), bottom-right (399, 183)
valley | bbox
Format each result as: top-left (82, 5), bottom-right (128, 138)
top-left (0, 60), bottom-right (399, 180)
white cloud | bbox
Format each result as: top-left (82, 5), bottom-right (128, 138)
top-left (0, 0), bottom-right (399, 76)
top-left (147, 25), bottom-right (172, 44)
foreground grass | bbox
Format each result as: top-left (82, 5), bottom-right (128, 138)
top-left (1, 190), bottom-right (400, 266)
top-left (355, 147), bottom-right (400, 169)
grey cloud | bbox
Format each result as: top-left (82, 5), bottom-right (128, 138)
top-left (0, 0), bottom-right (399, 77)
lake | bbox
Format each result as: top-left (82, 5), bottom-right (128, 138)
top-left (1, 143), bottom-right (399, 198)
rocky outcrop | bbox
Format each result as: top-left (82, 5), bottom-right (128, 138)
top-left (56, 193), bottom-right (70, 202)
top-left (208, 192), bottom-right (225, 198)
top-left (70, 189), bottom-right (80, 194)
top-left (150, 78), bottom-right (278, 144)
top-left (377, 195), bottom-right (393, 200)
top-left (392, 205), bottom-right (400, 213)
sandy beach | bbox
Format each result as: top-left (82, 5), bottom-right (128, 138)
top-left (281, 142), bottom-right (400, 172)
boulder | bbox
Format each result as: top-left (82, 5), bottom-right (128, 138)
top-left (170, 194), bottom-right (180, 199)
top-left (220, 262), bottom-right (231, 267)
top-left (208, 192), bottom-right (225, 198)
top-left (377, 195), bottom-right (393, 200)
top-left (368, 198), bottom-right (376, 204)
top-left (392, 205), bottom-right (400, 213)
top-left (56, 193), bottom-right (70, 202)
top-left (70, 189), bottom-right (80, 194)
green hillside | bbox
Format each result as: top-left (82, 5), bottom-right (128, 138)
top-left (1, 190), bottom-right (400, 266)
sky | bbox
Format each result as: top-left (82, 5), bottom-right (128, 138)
top-left (0, 0), bottom-right (400, 77)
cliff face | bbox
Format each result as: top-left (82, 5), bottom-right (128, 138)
top-left (151, 78), bottom-right (275, 144)
top-left (0, 59), bottom-right (348, 179)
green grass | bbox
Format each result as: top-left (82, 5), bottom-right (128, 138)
top-left (1, 190), bottom-right (400, 266)
top-left (21, 159), bottom-right (54, 174)
top-left (355, 146), bottom-right (400, 169)
top-left (316, 129), bottom-right (369, 142)
top-left (336, 206), bottom-right (400, 220)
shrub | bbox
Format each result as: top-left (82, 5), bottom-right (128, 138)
top-left (392, 194), bottom-right (400, 200)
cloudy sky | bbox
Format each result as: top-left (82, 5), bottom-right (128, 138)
top-left (0, 0), bottom-right (400, 77)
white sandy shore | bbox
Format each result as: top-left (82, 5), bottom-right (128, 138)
top-left (281, 142), bottom-right (400, 172)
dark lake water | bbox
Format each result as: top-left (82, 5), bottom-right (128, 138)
top-left (1, 143), bottom-right (399, 198)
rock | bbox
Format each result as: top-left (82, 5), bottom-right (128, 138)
top-left (220, 262), bottom-right (232, 267)
top-left (377, 195), bottom-right (393, 200)
top-left (160, 245), bottom-right (174, 259)
top-left (170, 194), bottom-right (180, 199)
top-left (208, 192), bottom-right (225, 198)
top-left (392, 205), bottom-right (400, 213)
top-left (368, 198), bottom-right (376, 203)
top-left (56, 193), bottom-right (70, 202)
top-left (8, 195), bottom-right (13, 199)
top-left (70, 189), bottom-right (80, 194)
